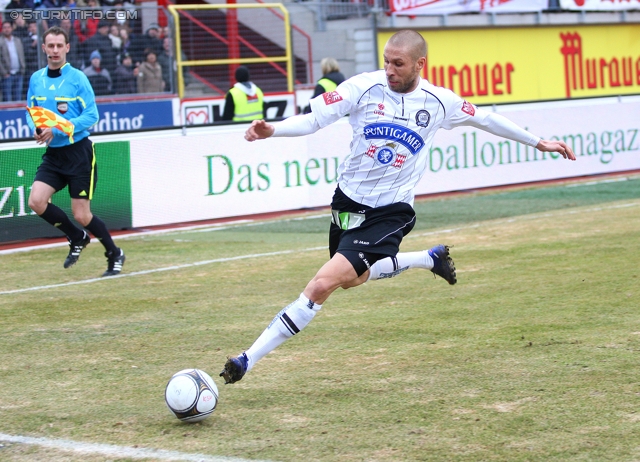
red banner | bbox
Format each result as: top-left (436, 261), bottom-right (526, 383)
top-left (390, 0), bottom-right (547, 15)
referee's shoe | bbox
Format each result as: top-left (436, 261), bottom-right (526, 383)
top-left (63, 231), bottom-right (91, 268)
top-left (103, 248), bottom-right (126, 277)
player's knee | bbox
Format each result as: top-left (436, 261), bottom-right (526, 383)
top-left (306, 275), bottom-right (339, 303)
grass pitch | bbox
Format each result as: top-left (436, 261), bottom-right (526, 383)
top-left (1, 176), bottom-right (640, 461)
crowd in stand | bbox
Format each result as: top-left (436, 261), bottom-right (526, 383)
top-left (0, 1), bottom-right (181, 102)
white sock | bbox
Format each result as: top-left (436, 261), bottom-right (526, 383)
top-left (367, 250), bottom-right (434, 281)
top-left (245, 293), bottom-right (322, 372)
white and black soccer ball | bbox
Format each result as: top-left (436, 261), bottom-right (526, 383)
top-left (165, 369), bottom-right (219, 422)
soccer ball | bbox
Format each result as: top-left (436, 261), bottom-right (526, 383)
top-left (165, 369), bottom-right (219, 422)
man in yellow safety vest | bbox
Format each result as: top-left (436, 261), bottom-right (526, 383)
top-left (222, 65), bottom-right (265, 122)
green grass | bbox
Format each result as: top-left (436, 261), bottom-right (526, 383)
top-left (1, 176), bottom-right (640, 461)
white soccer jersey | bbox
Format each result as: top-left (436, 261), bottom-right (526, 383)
top-left (308, 70), bottom-right (540, 208)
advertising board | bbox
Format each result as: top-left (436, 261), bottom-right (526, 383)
top-left (559, 0), bottom-right (640, 11)
top-left (378, 25), bottom-right (640, 104)
top-left (181, 93), bottom-right (296, 125)
top-left (0, 99), bottom-right (178, 141)
top-left (129, 98), bottom-right (640, 228)
top-left (390, 0), bottom-right (546, 15)
top-left (0, 141), bottom-right (132, 243)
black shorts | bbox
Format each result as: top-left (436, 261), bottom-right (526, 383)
top-left (329, 187), bottom-right (416, 276)
top-left (34, 137), bottom-right (97, 200)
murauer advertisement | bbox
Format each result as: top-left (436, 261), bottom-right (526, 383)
top-left (378, 25), bottom-right (640, 105)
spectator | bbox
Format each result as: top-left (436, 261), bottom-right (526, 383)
top-left (303, 57), bottom-right (345, 114)
top-left (21, 21), bottom-right (38, 99)
top-left (157, 36), bottom-right (187, 93)
top-left (136, 49), bottom-right (163, 93)
top-left (60, 18), bottom-right (82, 69)
top-left (38, 0), bottom-right (69, 29)
top-left (40, 0), bottom-right (66, 9)
top-left (74, 0), bottom-right (100, 43)
top-left (108, 24), bottom-right (121, 51)
top-left (118, 27), bottom-right (132, 62)
top-left (111, 0), bottom-right (134, 30)
top-left (0, 20), bottom-right (26, 102)
top-left (83, 49), bottom-right (111, 95)
top-left (12, 14), bottom-right (29, 41)
top-left (113, 52), bottom-right (136, 94)
top-left (130, 23), bottom-right (161, 66)
top-left (5, 0), bottom-right (35, 14)
top-left (221, 65), bottom-right (265, 122)
top-left (83, 20), bottom-right (117, 74)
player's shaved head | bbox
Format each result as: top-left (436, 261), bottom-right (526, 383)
top-left (386, 30), bottom-right (427, 61)
top-left (383, 30), bottom-right (427, 93)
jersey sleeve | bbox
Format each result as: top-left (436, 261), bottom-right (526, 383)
top-left (308, 75), bottom-right (361, 128)
top-left (67, 71), bottom-right (99, 133)
top-left (442, 91), bottom-right (540, 147)
top-left (272, 111), bottom-right (321, 137)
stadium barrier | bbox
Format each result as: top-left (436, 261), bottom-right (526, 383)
top-left (1, 96), bottom-right (639, 242)
top-left (168, 3), bottom-right (295, 98)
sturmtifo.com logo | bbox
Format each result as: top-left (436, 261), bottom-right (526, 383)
top-left (10, 9), bottom-right (139, 21)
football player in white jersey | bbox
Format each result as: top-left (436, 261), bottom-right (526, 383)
top-left (220, 30), bottom-right (576, 385)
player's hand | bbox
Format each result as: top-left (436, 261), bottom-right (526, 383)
top-left (34, 127), bottom-right (54, 145)
top-left (536, 139), bottom-right (576, 161)
top-left (245, 119), bottom-right (274, 142)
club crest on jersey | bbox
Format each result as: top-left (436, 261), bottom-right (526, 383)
top-left (57, 102), bottom-right (68, 114)
top-left (322, 91), bottom-right (343, 105)
top-left (461, 100), bottom-right (476, 116)
top-left (365, 143), bottom-right (409, 169)
top-left (415, 109), bottom-right (430, 127)
top-left (363, 123), bottom-right (425, 155)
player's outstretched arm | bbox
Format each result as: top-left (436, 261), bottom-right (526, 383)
top-left (245, 119), bottom-right (275, 142)
top-left (536, 139), bottom-right (576, 161)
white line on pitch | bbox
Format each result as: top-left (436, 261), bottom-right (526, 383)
top-left (0, 247), bottom-right (327, 295)
top-left (1, 201), bottom-right (638, 296)
top-left (0, 214), bottom-right (329, 255)
top-left (0, 433), bottom-right (274, 462)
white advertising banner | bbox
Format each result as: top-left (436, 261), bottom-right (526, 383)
top-left (422, 98), bottom-right (640, 194)
top-left (181, 93), bottom-right (296, 125)
top-left (559, 0), bottom-right (640, 11)
top-left (129, 122), bottom-right (352, 227)
top-left (390, 0), bottom-right (547, 16)
top-left (129, 98), bottom-right (640, 228)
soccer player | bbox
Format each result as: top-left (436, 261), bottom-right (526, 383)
top-left (220, 30), bottom-right (576, 384)
top-left (26, 26), bottom-right (125, 277)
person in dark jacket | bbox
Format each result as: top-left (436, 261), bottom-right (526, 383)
top-left (83, 49), bottom-right (112, 95)
top-left (129, 23), bottom-right (162, 67)
top-left (112, 52), bottom-right (137, 94)
top-left (60, 18), bottom-right (82, 69)
top-left (82, 20), bottom-right (117, 74)
top-left (303, 57), bottom-right (346, 114)
top-left (21, 21), bottom-right (39, 99)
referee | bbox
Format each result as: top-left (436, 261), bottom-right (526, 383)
top-left (26, 26), bottom-right (125, 277)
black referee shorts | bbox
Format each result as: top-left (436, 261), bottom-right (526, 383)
top-left (34, 137), bottom-right (97, 200)
top-left (328, 187), bottom-right (416, 277)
